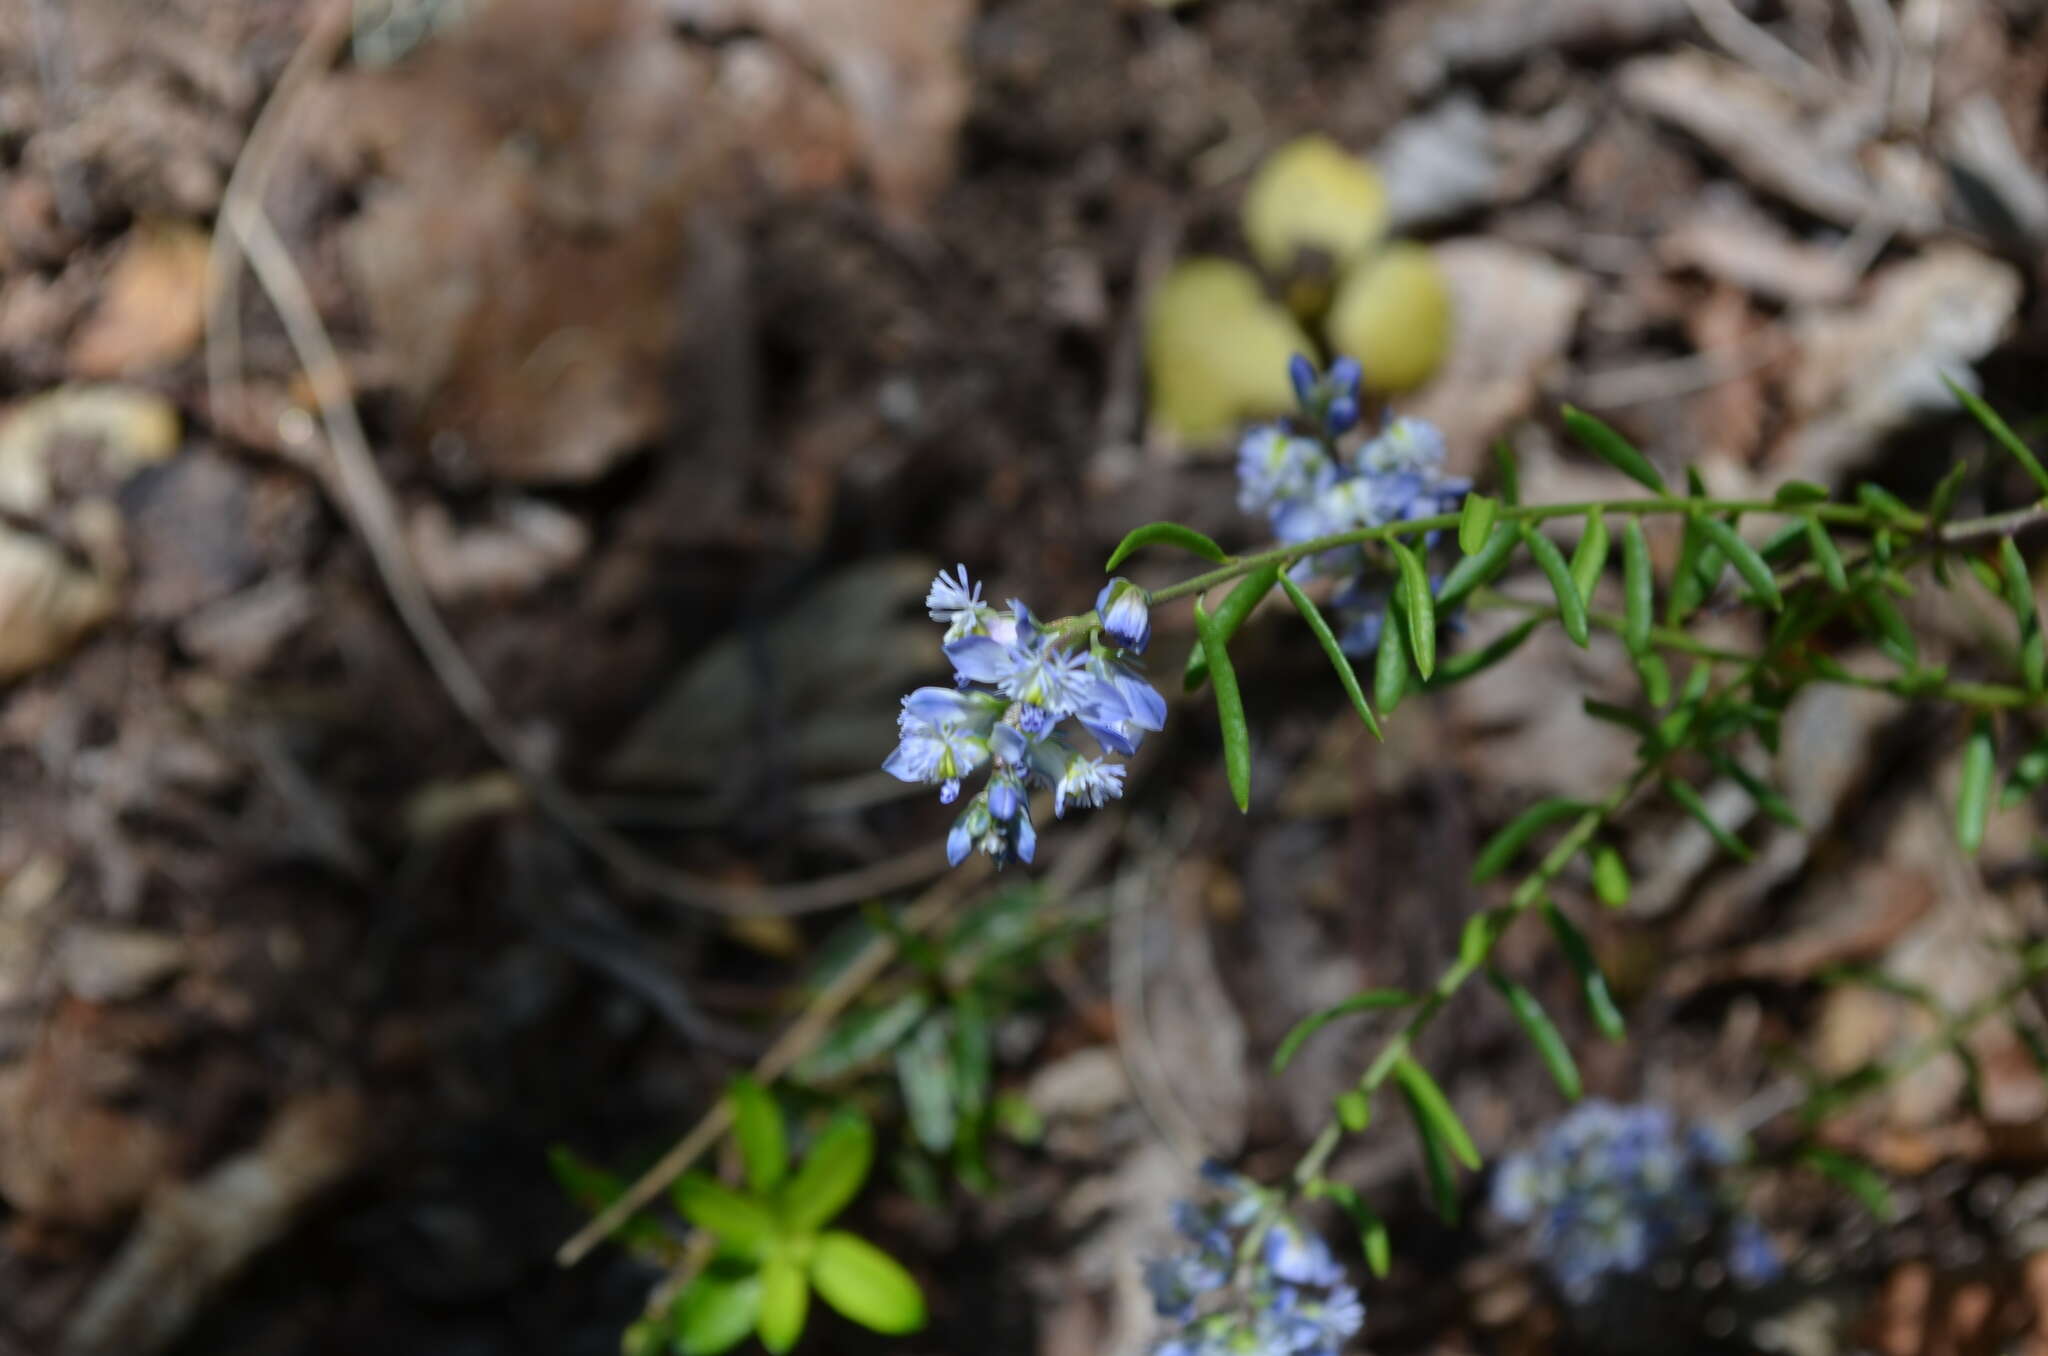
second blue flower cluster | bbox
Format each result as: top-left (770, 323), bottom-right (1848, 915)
top-left (1489, 1100), bottom-right (1781, 1301)
top-left (1237, 356), bottom-right (1470, 657)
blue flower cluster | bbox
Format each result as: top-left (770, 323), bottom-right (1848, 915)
top-left (883, 567), bottom-right (1165, 866)
top-left (1145, 1167), bottom-right (1365, 1356)
top-left (1489, 1101), bottom-right (1782, 1301)
top-left (1238, 356), bottom-right (1470, 656)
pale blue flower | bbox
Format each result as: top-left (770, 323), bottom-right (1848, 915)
top-left (1054, 754), bottom-right (1125, 817)
top-left (926, 563), bottom-right (998, 640)
top-left (1358, 415), bottom-right (1448, 476)
top-left (1239, 426), bottom-right (1336, 517)
top-left (1096, 577), bottom-right (1153, 654)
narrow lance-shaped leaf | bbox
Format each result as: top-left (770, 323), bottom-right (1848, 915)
top-left (1859, 589), bottom-right (1917, 668)
top-left (1621, 517), bottom-right (1653, 656)
top-left (1929, 459), bottom-right (1970, 526)
top-left (1305, 1179), bottom-right (1392, 1278)
top-left (896, 1015), bottom-right (958, 1153)
top-left (756, 1254), bottom-right (809, 1355)
top-left (1487, 969), bottom-right (1582, 1099)
top-left (780, 1111), bottom-right (874, 1234)
top-left (1667, 513), bottom-right (1706, 626)
top-left (2002, 733), bottom-right (2048, 809)
top-left (1695, 515), bottom-right (1783, 610)
top-left (1392, 1055), bottom-right (1481, 1172)
top-left (1493, 438), bottom-right (1521, 505)
top-left (1773, 481), bottom-right (1829, 506)
top-left (1541, 900), bottom-right (1626, 1040)
top-left (673, 1175), bottom-right (778, 1256)
top-left (1520, 524), bottom-right (1589, 647)
top-left (1704, 752), bottom-right (1803, 830)
top-left (1184, 561), bottom-right (1282, 691)
top-left (1389, 539), bottom-right (1437, 679)
top-left (1335, 1089), bottom-right (1372, 1132)
top-left (1956, 715), bottom-right (1995, 856)
top-left (1857, 482), bottom-right (1918, 526)
top-left (1570, 506), bottom-right (1610, 606)
top-left (1562, 406), bottom-right (1668, 493)
top-left (1805, 517), bottom-right (1848, 591)
top-left (1374, 593), bottom-right (1410, 716)
top-left (1429, 618), bottom-right (1540, 687)
top-left (1105, 521), bottom-right (1229, 571)
top-left (1278, 573), bottom-right (1380, 739)
top-left (1195, 595), bottom-right (1253, 812)
top-left (1591, 844), bottom-right (1630, 908)
top-left (1273, 989), bottom-right (1414, 1073)
top-left (1437, 520), bottom-right (1520, 609)
top-left (1471, 797), bottom-right (1589, 883)
top-left (1800, 1145), bottom-right (1897, 1222)
top-left (1634, 651), bottom-right (1672, 708)
top-left (2000, 537), bottom-right (2044, 692)
top-left (1662, 775), bottom-right (1756, 863)
top-left (729, 1077), bottom-right (788, 1195)
top-left (1459, 493), bottom-right (1499, 555)
top-left (810, 1231), bottom-right (928, 1335)
top-left (1942, 373), bottom-right (2048, 498)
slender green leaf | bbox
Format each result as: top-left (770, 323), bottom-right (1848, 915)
top-left (674, 1271), bottom-right (764, 1356)
top-left (1393, 1056), bottom-right (1481, 1171)
top-left (780, 1112), bottom-right (874, 1234)
top-left (1929, 459), bottom-right (1970, 526)
top-left (729, 1078), bottom-right (788, 1196)
top-left (950, 992), bottom-right (992, 1116)
top-left (1278, 574), bottom-right (1380, 739)
top-left (673, 1175), bottom-right (777, 1255)
top-left (1541, 900), bottom-right (1626, 1040)
top-left (1799, 1145), bottom-right (1896, 1222)
top-left (1459, 907), bottom-right (1511, 969)
top-left (1634, 651), bottom-right (1672, 708)
top-left (1521, 524), bottom-right (1589, 647)
top-left (1805, 517), bottom-right (1848, 591)
top-left (1184, 562), bottom-right (1282, 691)
top-left (1430, 618), bottom-right (1540, 686)
top-left (1773, 481), bottom-right (1829, 506)
top-left (1562, 406), bottom-right (1667, 493)
top-left (1374, 593), bottom-right (1410, 715)
top-left (1591, 844), bottom-right (1630, 908)
top-left (1857, 483), bottom-right (1917, 525)
top-left (2000, 537), bottom-right (2044, 691)
top-left (1667, 514), bottom-right (1706, 626)
top-left (546, 1147), bottom-right (669, 1255)
top-left (896, 1016), bottom-right (959, 1153)
top-left (1272, 989), bottom-right (1415, 1073)
top-left (1487, 970), bottom-right (1582, 1099)
top-left (810, 1231), bottom-right (927, 1335)
top-left (1195, 596), bottom-right (1253, 812)
top-left (1459, 493), bottom-right (1499, 555)
top-left (2001, 733), bottom-right (2048, 809)
top-left (1493, 438), bottom-right (1521, 505)
top-left (756, 1254), bottom-right (809, 1354)
top-left (1304, 1178), bottom-right (1392, 1278)
top-left (1335, 1089), bottom-right (1372, 1132)
top-left (1570, 507), bottom-right (1610, 606)
top-left (1663, 775), bottom-right (1755, 862)
top-left (1105, 521), bottom-right (1228, 571)
top-left (1437, 521), bottom-right (1520, 609)
top-left (1705, 753), bottom-right (1803, 830)
top-left (1695, 515), bottom-right (1782, 610)
top-left (1621, 518), bottom-right (1653, 656)
top-left (1943, 374), bottom-right (2048, 497)
top-left (1471, 798), bottom-right (1589, 883)
top-left (1957, 715), bottom-right (1995, 856)
top-left (1390, 539), bottom-right (1437, 679)
top-left (1759, 520), bottom-right (1806, 565)
top-left (1583, 698), bottom-right (1658, 745)
top-left (795, 992), bottom-right (932, 1083)
top-left (1860, 590), bottom-right (1917, 667)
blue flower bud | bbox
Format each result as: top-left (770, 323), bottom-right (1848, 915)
top-left (1095, 577), bottom-right (1152, 654)
top-left (1288, 353), bottom-right (1319, 408)
top-left (1328, 355), bottom-right (1362, 400)
top-left (1324, 393), bottom-right (1359, 437)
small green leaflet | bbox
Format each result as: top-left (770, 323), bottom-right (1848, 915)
top-left (896, 1015), bottom-right (958, 1153)
top-left (1105, 521), bottom-right (1229, 571)
top-left (2000, 537), bottom-right (2044, 692)
top-left (673, 1270), bottom-right (764, 1356)
top-left (1304, 1178), bottom-right (1392, 1278)
top-left (1561, 406), bottom-right (1668, 494)
top-left (1394, 1057), bottom-right (1477, 1220)
top-left (1956, 715), bottom-right (1995, 856)
top-left (1374, 593), bottom-right (1410, 715)
top-left (729, 1078), bottom-right (789, 1195)
top-left (1941, 374), bottom-right (2048, 498)
top-left (1390, 539), bottom-right (1437, 679)
top-left (1493, 438), bottom-right (1521, 505)
top-left (1278, 573), bottom-right (1381, 739)
top-left (779, 1111), bottom-right (874, 1235)
top-left (1195, 595), bottom-right (1253, 812)
top-left (1799, 1145), bottom-right (1897, 1222)
top-left (1570, 507), bottom-right (1610, 607)
top-left (756, 1254), bottom-right (809, 1354)
top-left (1459, 493), bottom-right (1499, 555)
top-left (1520, 524), bottom-right (1589, 647)
top-left (1436, 521), bottom-right (1520, 609)
top-left (673, 1175), bottom-right (778, 1256)
top-left (1486, 969), bottom-right (1582, 1099)
top-left (1772, 481), bottom-right (1829, 506)
top-left (1541, 900), bottom-right (1626, 1041)
top-left (1336, 1089), bottom-right (1372, 1131)
top-left (1272, 988), bottom-right (1415, 1073)
top-left (1805, 518), bottom-right (1848, 591)
top-left (810, 1231), bottom-right (928, 1335)
top-left (1859, 589), bottom-right (1917, 668)
top-left (1694, 515), bottom-right (1782, 610)
top-left (1590, 844), bottom-right (1630, 907)
top-left (1428, 618), bottom-right (1540, 686)
top-left (1704, 752), bottom-right (1803, 830)
top-left (1184, 562), bottom-right (1282, 691)
top-left (1621, 519), bottom-right (1653, 656)
top-left (1662, 775), bottom-right (1755, 863)
top-left (1471, 797), bottom-right (1589, 883)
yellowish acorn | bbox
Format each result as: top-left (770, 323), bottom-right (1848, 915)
top-left (1145, 258), bottom-right (1314, 442)
top-left (1325, 242), bottom-right (1452, 395)
top-left (1242, 136), bottom-right (1390, 290)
